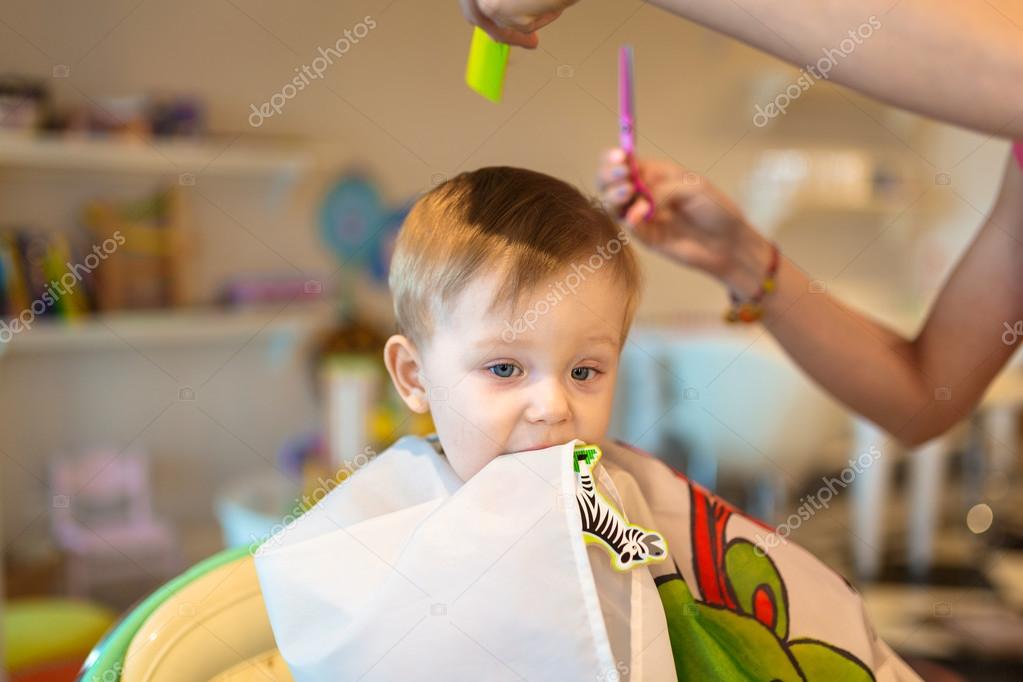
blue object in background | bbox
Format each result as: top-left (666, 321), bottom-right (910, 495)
top-left (367, 202), bottom-right (410, 285)
top-left (319, 175), bottom-right (410, 285)
top-left (319, 175), bottom-right (383, 268)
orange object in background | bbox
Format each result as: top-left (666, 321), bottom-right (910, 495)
top-left (4, 598), bottom-right (116, 682)
top-left (13, 659), bottom-right (85, 682)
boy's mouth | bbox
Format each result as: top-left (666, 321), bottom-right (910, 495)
top-left (501, 437), bottom-right (574, 456)
top-left (518, 440), bottom-right (567, 453)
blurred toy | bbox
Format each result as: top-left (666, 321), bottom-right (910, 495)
top-left (82, 186), bottom-right (194, 310)
top-left (219, 274), bottom-right (326, 307)
top-left (319, 176), bottom-right (381, 269)
top-left (323, 354), bottom-right (383, 471)
top-left (49, 448), bottom-right (182, 597)
top-left (90, 95), bottom-right (150, 138)
top-left (215, 471), bottom-right (301, 549)
top-left (149, 95), bottom-right (205, 138)
top-left (0, 76), bottom-right (47, 134)
top-left (367, 201), bottom-right (409, 286)
top-left (311, 314), bottom-right (433, 484)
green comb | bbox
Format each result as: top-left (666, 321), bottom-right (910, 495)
top-left (465, 27), bottom-right (510, 102)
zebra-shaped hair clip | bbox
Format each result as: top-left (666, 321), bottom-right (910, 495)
top-left (574, 444), bottom-right (667, 572)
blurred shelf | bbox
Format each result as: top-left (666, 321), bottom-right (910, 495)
top-left (742, 145), bottom-right (925, 233)
top-left (0, 132), bottom-right (310, 177)
top-left (1, 304), bottom-right (337, 354)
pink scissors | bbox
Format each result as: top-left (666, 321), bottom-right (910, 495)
top-left (619, 45), bottom-right (655, 221)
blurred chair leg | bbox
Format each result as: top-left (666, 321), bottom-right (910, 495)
top-left (907, 435), bottom-right (954, 581)
top-left (960, 417), bottom-right (987, 511)
top-left (979, 405), bottom-right (1019, 503)
top-left (851, 419), bottom-right (894, 581)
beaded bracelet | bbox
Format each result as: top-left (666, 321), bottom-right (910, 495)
top-left (724, 242), bottom-right (780, 324)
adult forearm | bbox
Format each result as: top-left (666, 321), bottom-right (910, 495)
top-left (730, 156), bottom-right (1023, 445)
top-left (728, 233), bottom-right (956, 444)
top-left (650, 0), bottom-right (1023, 138)
top-left (767, 262), bottom-right (952, 444)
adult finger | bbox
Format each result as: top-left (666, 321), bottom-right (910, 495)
top-left (623, 196), bottom-right (653, 227)
top-left (480, 19), bottom-right (539, 48)
top-left (597, 161), bottom-right (630, 188)
top-left (601, 147), bottom-right (627, 164)
top-left (599, 180), bottom-right (634, 212)
top-left (648, 177), bottom-right (702, 211)
top-left (461, 0), bottom-right (539, 48)
top-left (527, 10), bottom-right (564, 31)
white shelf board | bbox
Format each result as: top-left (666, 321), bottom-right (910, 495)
top-left (0, 132), bottom-right (309, 177)
top-left (1, 304), bottom-right (336, 354)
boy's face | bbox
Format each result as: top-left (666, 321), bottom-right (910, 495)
top-left (386, 266), bottom-right (630, 481)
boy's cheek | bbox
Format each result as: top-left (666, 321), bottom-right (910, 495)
top-left (441, 431), bottom-right (504, 481)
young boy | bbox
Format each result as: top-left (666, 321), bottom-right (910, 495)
top-left (256, 165), bottom-right (919, 681)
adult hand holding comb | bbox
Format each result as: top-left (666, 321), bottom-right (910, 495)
top-left (458, 0), bottom-right (575, 48)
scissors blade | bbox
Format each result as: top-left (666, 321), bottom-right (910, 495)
top-left (619, 44), bottom-right (636, 154)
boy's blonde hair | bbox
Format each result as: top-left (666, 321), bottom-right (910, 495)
top-left (389, 166), bottom-right (642, 347)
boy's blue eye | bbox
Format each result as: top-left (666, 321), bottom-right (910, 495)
top-left (489, 363), bottom-right (519, 378)
top-left (572, 367), bottom-right (598, 381)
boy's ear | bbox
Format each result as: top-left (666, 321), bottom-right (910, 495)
top-left (383, 334), bottom-right (429, 414)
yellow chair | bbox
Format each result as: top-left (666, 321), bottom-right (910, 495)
top-left (78, 547), bottom-right (291, 681)
top-left (5, 598), bottom-right (115, 681)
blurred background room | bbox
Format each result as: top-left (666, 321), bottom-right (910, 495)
top-left (1, 1), bottom-right (1022, 680)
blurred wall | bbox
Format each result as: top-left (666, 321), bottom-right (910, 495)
top-left (0, 0), bottom-right (1010, 559)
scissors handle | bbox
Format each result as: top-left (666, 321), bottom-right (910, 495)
top-left (626, 156), bottom-right (655, 220)
top-left (619, 45), bottom-right (655, 221)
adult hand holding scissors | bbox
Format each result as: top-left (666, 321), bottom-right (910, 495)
top-left (597, 150), bottom-right (768, 298)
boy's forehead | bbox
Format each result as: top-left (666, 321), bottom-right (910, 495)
top-left (431, 270), bottom-right (628, 351)
top-left (453, 266), bottom-right (627, 313)
top-left (450, 268), bottom-right (612, 311)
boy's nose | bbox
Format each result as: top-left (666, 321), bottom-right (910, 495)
top-left (525, 379), bottom-right (571, 424)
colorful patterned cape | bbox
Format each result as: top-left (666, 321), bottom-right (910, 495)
top-left (593, 440), bottom-right (920, 681)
